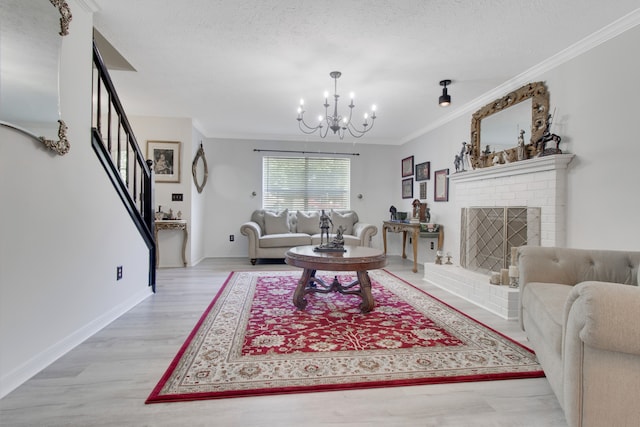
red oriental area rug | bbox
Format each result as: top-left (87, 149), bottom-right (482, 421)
top-left (146, 270), bottom-right (543, 403)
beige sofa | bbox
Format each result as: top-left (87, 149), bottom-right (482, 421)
top-left (517, 246), bottom-right (640, 427)
top-left (240, 209), bottom-right (377, 265)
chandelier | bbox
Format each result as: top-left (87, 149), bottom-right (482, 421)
top-left (296, 71), bottom-right (377, 139)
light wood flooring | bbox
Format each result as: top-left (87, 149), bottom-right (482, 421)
top-left (0, 257), bottom-right (567, 426)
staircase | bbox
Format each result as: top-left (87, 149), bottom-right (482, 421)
top-left (91, 41), bottom-right (156, 291)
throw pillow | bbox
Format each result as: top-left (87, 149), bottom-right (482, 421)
top-left (264, 209), bottom-right (289, 235)
top-left (296, 211), bottom-right (320, 235)
top-left (331, 210), bottom-right (355, 235)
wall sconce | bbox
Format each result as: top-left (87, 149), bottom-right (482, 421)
top-left (439, 79), bottom-right (452, 107)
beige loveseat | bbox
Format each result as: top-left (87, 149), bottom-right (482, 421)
top-left (517, 246), bottom-right (640, 427)
top-left (240, 209), bottom-right (377, 265)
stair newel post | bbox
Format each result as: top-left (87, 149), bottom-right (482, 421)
top-left (145, 159), bottom-right (156, 291)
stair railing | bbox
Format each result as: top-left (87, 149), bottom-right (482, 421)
top-left (91, 40), bottom-right (156, 291)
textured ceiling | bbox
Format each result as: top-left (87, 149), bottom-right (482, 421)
top-left (92, 1), bottom-right (640, 144)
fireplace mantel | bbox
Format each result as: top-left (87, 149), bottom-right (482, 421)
top-left (450, 153), bottom-right (575, 247)
top-left (425, 153), bottom-right (575, 318)
top-left (450, 154), bottom-right (575, 183)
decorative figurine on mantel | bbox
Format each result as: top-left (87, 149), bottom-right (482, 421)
top-left (453, 141), bottom-right (475, 172)
top-left (517, 129), bottom-right (527, 161)
top-left (463, 141), bottom-right (474, 171)
top-left (535, 113), bottom-right (562, 156)
top-left (389, 205), bottom-right (397, 221)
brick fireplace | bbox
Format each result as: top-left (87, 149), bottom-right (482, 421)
top-left (423, 154), bottom-right (574, 319)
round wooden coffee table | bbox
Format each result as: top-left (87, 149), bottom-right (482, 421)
top-left (285, 245), bottom-right (387, 313)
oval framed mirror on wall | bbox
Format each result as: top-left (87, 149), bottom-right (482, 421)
top-left (192, 143), bottom-right (208, 193)
top-left (0, 0), bottom-right (72, 155)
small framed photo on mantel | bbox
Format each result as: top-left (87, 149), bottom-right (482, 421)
top-left (147, 140), bottom-right (181, 183)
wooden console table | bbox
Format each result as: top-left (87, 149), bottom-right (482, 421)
top-left (382, 221), bottom-right (444, 273)
top-left (154, 220), bottom-right (188, 267)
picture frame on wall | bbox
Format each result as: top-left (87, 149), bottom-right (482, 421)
top-left (434, 169), bottom-right (449, 201)
top-left (402, 178), bottom-right (413, 199)
top-left (420, 182), bottom-right (427, 199)
top-left (415, 161), bottom-right (430, 181)
top-left (147, 140), bottom-right (181, 183)
top-left (401, 156), bottom-right (414, 177)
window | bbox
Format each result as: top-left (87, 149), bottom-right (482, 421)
top-left (262, 156), bottom-right (350, 211)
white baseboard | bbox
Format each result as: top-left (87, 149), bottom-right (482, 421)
top-left (0, 288), bottom-right (153, 399)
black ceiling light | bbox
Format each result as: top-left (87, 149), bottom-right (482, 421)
top-left (439, 79), bottom-right (452, 107)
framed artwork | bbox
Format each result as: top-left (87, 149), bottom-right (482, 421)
top-left (401, 156), bottom-right (414, 177)
top-left (402, 178), bottom-right (413, 199)
top-left (420, 182), bottom-right (427, 199)
top-left (147, 140), bottom-right (181, 183)
top-left (434, 169), bottom-right (449, 202)
top-left (415, 161), bottom-right (430, 181)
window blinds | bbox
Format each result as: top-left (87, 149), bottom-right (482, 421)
top-left (262, 156), bottom-right (350, 211)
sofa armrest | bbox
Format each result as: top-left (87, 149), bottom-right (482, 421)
top-left (240, 221), bottom-right (262, 260)
top-left (517, 246), bottom-right (640, 329)
top-left (564, 281), bottom-right (640, 355)
top-left (240, 221), bottom-right (262, 238)
top-left (353, 222), bottom-right (378, 247)
top-left (562, 281), bottom-right (640, 427)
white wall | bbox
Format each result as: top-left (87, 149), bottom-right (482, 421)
top-left (128, 116), bottom-right (194, 267)
top-left (539, 25), bottom-right (640, 249)
top-left (190, 127), bottom-right (207, 265)
top-left (0, 1), bottom-right (151, 397)
top-left (201, 138), bottom-right (397, 259)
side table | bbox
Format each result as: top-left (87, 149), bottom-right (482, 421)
top-left (154, 220), bottom-right (188, 267)
top-left (382, 221), bottom-right (420, 273)
top-left (382, 221), bottom-right (444, 273)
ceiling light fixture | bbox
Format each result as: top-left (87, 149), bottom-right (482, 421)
top-left (297, 71), bottom-right (377, 139)
top-left (439, 79), bottom-right (452, 107)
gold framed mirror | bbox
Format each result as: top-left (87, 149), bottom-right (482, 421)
top-left (192, 143), bottom-right (208, 193)
top-left (470, 81), bottom-right (549, 168)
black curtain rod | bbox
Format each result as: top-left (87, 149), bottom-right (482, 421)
top-left (253, 149), bottom-right (359, 156)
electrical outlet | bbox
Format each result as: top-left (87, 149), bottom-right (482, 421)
top-left (229, 234), bottom-right (234, 242)
top-left (171, 193), bottom-right (183, 201)
top-left (430, 241), bottom-right (434, 250)
top-left (116, 266), bottom-right (123, 280)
